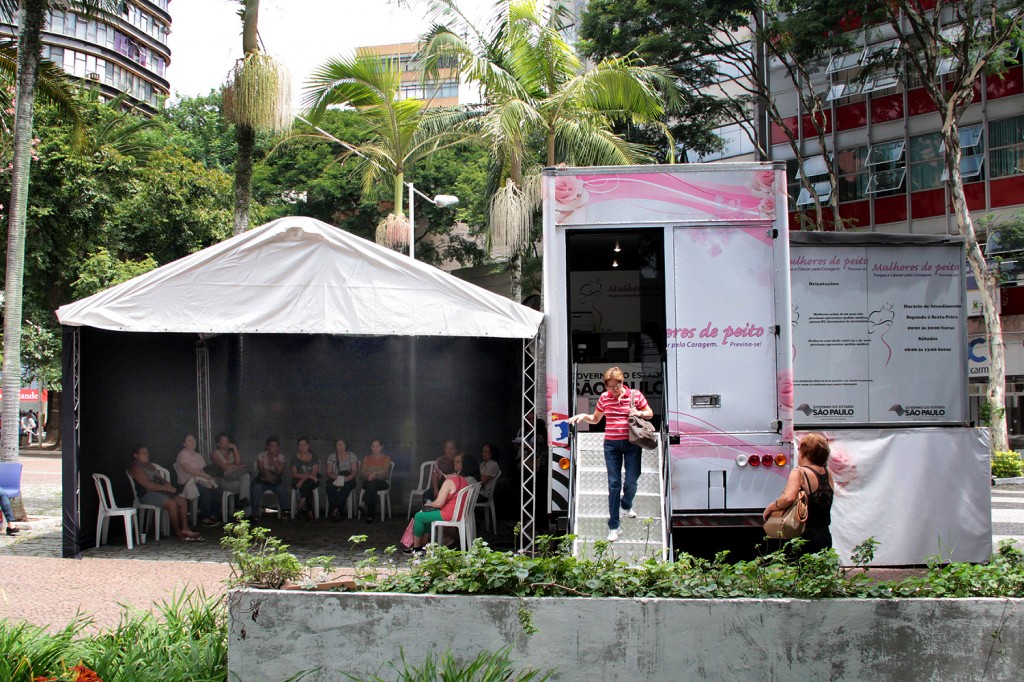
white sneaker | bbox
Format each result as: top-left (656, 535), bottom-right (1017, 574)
top-left (607, 529), bottom-right (620, 542)
top-left (624, 508), bottom-right (637, 519)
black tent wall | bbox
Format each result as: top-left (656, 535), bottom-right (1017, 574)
top-left (63, 327), bottom-right (523, 555)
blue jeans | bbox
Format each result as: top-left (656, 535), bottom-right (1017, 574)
top-left (326, 479), bottom-right (356, 516)
top-left (0, 486), bottom-right (15, 523)
top-left (604, 439), bottom-right (641, 530)
top-left (250, 480), bottom-right (288, 516)
top-left (196, 482), bottom-right (224, 520)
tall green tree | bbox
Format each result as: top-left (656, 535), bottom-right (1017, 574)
top-left (223, 0), bottom-right (291, 235)
top-left (0, 0), bottom-right (115, 469)
top-left (856, 0), bottom-right (1024, 453)
top-left (578, 0), bottom-right (752, 159)
top-left (158, 90), bottom-right (240, 172)
top-left (581, 0), bottom-right (857, 230)
top-left (302, 51), bottom-right (473, 251)
top-left (421, 0), bottom-right (679, 297)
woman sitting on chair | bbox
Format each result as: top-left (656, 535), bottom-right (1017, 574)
top-left (360, 439), bottom-right (392, 523)
top-left (402, 457), bottom-right (468, 556)
top-left (129, 445), bottom-right (202, 541)
top-left (291, 437), bottom-right (320, 520)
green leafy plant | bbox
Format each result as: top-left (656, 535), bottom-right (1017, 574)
top-left (992, 450), bottom-right (1024, 479)
top-left (353, 646), bottom-right (552, 682)
top-left (0, 589), bottom-right (226, 682)
top-left (516, 604), bottom-right (538, 636)
top-left (221, 513), bottom-right (334, 589)
top-left (353, 536), bottom-right (1024, 601)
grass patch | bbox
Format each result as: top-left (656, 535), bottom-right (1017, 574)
top-left (0, 590), bottom-right (226, 682)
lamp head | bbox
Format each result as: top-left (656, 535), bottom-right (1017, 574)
top-left (433, 194), bottom-right (460, 208)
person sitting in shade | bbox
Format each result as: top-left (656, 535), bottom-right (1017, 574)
top-left (455, 453), bottom-right (480, 484)
top-left (251, 437), bottom-right (288, 518)
top-left (424, 439), bottom-right (459, 504)
top-left (128, 445), bottom-right (202, 541)
top-left (174, 434), bottom-right (225, 527)
top-left (325, 438), bottom-right (359, 521)
top-left (291, 437), bottom-right (320, 520)
top-left (360, 439), bottom-right (392, 523)
top-left (210, 432), bottom-right (252, 512)
top-left (402, 457), bottom-right (468, 556)
top-left (478, 443), bottom-right (501, 502)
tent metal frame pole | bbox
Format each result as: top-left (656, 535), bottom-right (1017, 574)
top-left (196, 341), bottom-right (212, 457)
top-left (73, 328), bottom-right (81, 448)
top-left (519, 334), bottom-right (539, 555)
top-left (62, 326), bottom-right (83, 559)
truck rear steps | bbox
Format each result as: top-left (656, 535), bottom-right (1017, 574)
top-left (570, 432), bottom-right (670, 562)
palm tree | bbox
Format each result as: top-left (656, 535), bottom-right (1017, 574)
top-left (303, 52), bottom-right (473, 250)
top-left (223, 0), bottom-right (292, 235)
top-left (421, 0), bottom-right (680, 295)
top-left (1, 1), bottom-right (112, 476)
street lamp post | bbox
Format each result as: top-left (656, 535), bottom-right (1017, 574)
top-left (406, 182), bottom-right (459, 258)
top-left (295, 115), bottom-right (459, 259)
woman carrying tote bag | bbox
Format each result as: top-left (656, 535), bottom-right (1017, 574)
top-left (762, 433), bottom-right (835, 554)
top-left (568, 366), bottom-right (654, 543)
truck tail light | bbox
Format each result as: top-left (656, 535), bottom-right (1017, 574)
top-left (775, 453), bottom-right (788, 467)
top-left (558, 457), bottom-right (571, 470)
top-left (748, 455), bottom-right (760, 466)
top-left (735, 454), bottom-right (749, 466)
top-left (760, 454), bottom-right (773, 466)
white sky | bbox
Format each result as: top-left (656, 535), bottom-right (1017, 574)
top-left (165, 0), bottom-right (491, 107)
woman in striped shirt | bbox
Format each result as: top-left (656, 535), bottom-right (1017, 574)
top-left (568, 367), bottom-right (653, 542)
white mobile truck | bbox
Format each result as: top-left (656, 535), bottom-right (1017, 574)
top-left (542, 164), bottom-right (794, 559)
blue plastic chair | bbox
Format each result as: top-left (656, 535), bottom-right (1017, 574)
top-left (0, 461), bottom-right (22, 498)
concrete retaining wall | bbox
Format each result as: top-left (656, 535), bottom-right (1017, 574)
top-left (228, 590), bottom-right (1024, 681)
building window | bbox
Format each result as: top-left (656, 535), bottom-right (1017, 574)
top-left (827, 38), bottom-right (902, 102)
top-left (687, 122), bottom-right (756, 162)
top-left (795, 154), bottom-right (832, 206)
top-left (866, 140), bottom-right (906, 195)
top-left (48, 10), bottom-right (64, 33)
top-left (826, 50), bottom-right (864, 74)
top-left (940, 124), bottom-right (985, 181)
top-left (989, 115), bottom-right (1024, 179)
top-left (837, 146), bottom-right (869, 202)
top-left (909, 132), bottom-right (944, 191)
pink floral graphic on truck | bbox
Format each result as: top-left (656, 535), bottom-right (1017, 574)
top-left (751, 170), bottom-right (777, 220)
top-left (778, 369), bottom-right (794, 440)
top-left (553, 175), bottom-right (589, 220)
top-left (551, 171), bottom-right (781, 229)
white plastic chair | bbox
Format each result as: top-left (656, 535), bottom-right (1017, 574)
top-left (92, 473), bottom-right (139, 549)
top-left (430, 482), bottom-right (481, 551)
top-left (291, 485), bottom-right (321, 519)
top-left (258, 489), bottom-right (283, 517)
top-left (324, 478), bottom-right (357, 519)
top-left (475, 470), bottom-right (501, 533)
top-left (187, 485), bottom-right (234, 518)
top-left (358, 461), bottom-right (395, 522)
top-left (407, 461), bottom-right (434, 519)
top-left (188, 484), bottom-right (236, 523)
top-left (175, 460), bottom-right (235, 524)
top-left (125, 471), bottom-right (169, 542)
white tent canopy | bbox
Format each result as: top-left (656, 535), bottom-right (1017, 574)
top-left (57, 217), bottom-right (542, 338)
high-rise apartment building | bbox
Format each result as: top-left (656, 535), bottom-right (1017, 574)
top-left (355, 42), bottom-right (463, 108)
top-left (0, 1), bottom-right (172, 115)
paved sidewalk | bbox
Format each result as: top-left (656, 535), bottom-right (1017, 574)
top-left (0, 555), bottom-right (231, 632)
